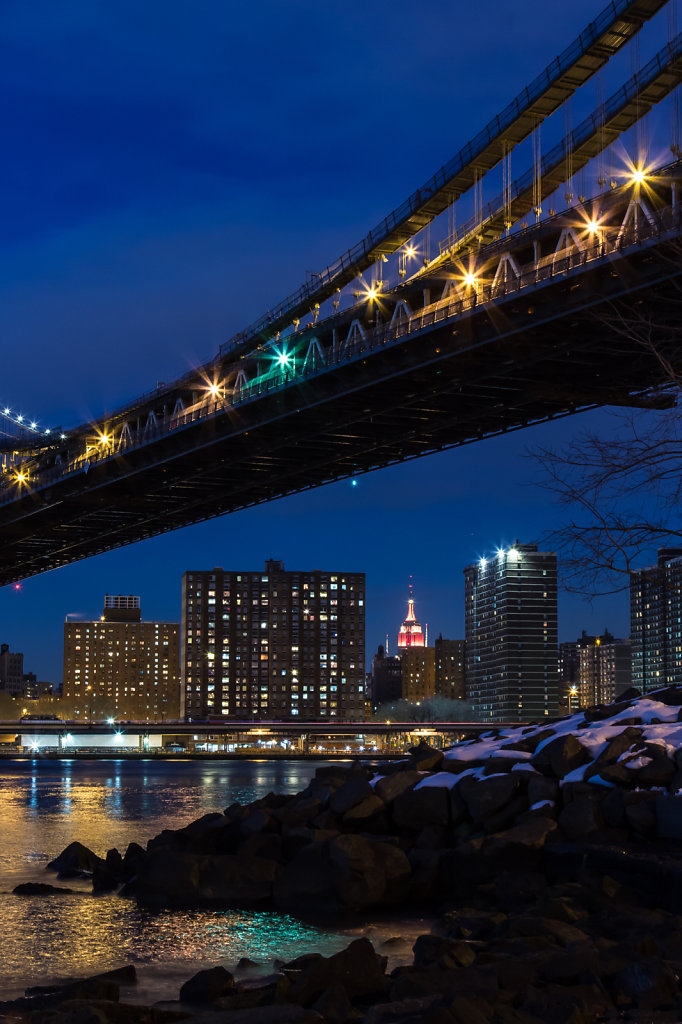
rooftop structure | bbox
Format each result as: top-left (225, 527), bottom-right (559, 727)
top-left (397, 580), bottom-right (425, 649)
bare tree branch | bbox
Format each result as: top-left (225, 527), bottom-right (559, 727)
top-left (533, 256), bottom-right (682, 595)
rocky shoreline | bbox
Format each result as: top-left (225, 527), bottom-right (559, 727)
top-left (7, 686), bottom-right (682, 1023)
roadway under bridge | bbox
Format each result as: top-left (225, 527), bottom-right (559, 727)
top-left (5, 719), bottom-right (499, 755)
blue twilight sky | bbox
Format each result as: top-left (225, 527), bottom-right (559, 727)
top-left (0, 0), bottom-right (676, 683)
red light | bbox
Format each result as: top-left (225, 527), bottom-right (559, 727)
top-left (14, 583), bottom-right (21, 591)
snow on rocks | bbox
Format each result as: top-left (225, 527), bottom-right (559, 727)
top-left (40, 687), bottom-right (682, 918)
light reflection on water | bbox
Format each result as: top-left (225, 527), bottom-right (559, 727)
top-left (0, 758), bottom-right (358, 997)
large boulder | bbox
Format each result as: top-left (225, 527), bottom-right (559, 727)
top-left (438, 818), bottom-right (558, 893)
top-left (500, 728), bottom-right (555, 754)
top-left (531, 734), bottom-right (591, 779)
top-left (286, 938), bottom-right (388, 1006)
top-left (274, 835), bottom-right (410, 914)
top-left (374, 771), bottom-right (423, 805)
top-left (624, 794), bottom-right (657, 836)
top-left (329, 776), bottom-right (374, 815)
top-left (407, 742), bottom-right (444, 773)
top-left (595, 727), bottom-right (644, 766)
top-left (276, 798), bottom-right (323, 833)
top-left (179, 965), bottom-right (234, 1003)
top-left (622, 745), bottom-right (675, 787)
top-left (47, 842), bottom-right (106, 878)
top-left (134, 849), bottom-right (278, 907)
top-left (646, 686), bottom-right (682, 707)
top-left (558, 795), bottom-right (604, 840)
top-left (457, 774), bottom-right (520, 823)
top-left (391, 786), bottom-right (450, 830)
top-left (342, 794), bottom-right (385, 826)
top-left (13, 882), bottom-right (75, 895)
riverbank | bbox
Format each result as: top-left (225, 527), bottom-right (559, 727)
top-left (7, 687), bottom-right (682, 1022)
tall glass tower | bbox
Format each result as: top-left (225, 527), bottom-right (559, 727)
top-left (464, 543), bottom-right (558, 722)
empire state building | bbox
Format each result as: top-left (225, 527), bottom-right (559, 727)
top-left (397, 581), bottom-right (425, 648)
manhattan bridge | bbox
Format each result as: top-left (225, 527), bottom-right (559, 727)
top-left (1, 0), bottom-right (681, 586)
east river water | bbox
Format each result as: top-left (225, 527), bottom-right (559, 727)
top-left (0, 759), bottom-right (425, 1002)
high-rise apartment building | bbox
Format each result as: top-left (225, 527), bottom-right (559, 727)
top-left (577, 630), bottom-right (631, 707)
top-left (434, 635), bottom-right (466, 700)
top-left (63, 595), bottom-right (180, 721)
top-left (464, 543), bottom-right (558, 722)
top-left (181, 560), bottom-right (365, 720)
top-left (401, 646), bottom-right (436, 703)
top-left (631, 548), bottom-right (682, 690)
top-left (0, 644), bottom-right (24, 696)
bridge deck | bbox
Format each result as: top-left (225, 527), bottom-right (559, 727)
top-left (1, 174), bottom-right (680, 584)
top-left (219, 0), bottom-right (671, 355)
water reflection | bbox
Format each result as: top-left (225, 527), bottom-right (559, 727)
top-left (0, 758), bottom-right (340, 995)
top-left (0, 892), bottom-right (348, 997)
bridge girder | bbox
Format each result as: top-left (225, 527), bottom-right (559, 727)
top-left (0, 175), bottom-right (680, 584)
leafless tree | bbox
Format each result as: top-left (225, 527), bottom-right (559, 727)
top-left (535, 258), bottom-right (682, 595)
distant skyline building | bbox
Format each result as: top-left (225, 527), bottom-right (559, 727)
top-left (577, 629), bottom-right (631, 707)
top-left (63, 595), bottom-right (180, 721)
top-left (434, 635), bottom-right (466, 701)
top-left (181, 560), bottom-right (365, 720)
top-left (368, 644), bottom-right (402, 709)
top-left (401, 646), bottom-right (436, 704)
top-left (397, 580), bottom-right (425, 648)
top-left (631, 548), bottom-right (682, 691)
top-left (464, 543), bottom-right (558, 722)
top-left (0, 643), bottom-right (24, 697)
top-left (558, 639), bottom-right (580, 711)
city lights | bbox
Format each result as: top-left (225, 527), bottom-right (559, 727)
top-left (462, 272), bottom-right (478, 287)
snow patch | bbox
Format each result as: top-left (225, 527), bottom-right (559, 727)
top-left (415, 772), bottom-right (458, 790)
top-left (624, 756), bottom-right (653, 770)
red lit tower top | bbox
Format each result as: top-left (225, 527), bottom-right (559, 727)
top-left (398, 578), bottom-right (425, 648)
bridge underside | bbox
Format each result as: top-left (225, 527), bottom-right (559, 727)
top-left (0, 235), bottom-right (679, 586)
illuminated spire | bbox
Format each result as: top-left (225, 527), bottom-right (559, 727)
top-left (398, 577), bottom-right (425, 648)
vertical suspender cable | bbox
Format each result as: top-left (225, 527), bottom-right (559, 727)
top-left (532, 125), bottom-right (542, 221)
top-left (670, 0), bottom-right (680, 157)
top-left (564, 98), bottom-right (574, 205)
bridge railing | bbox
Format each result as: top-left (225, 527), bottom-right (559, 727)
top-left (1, 199), bottom-right (679, 504)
